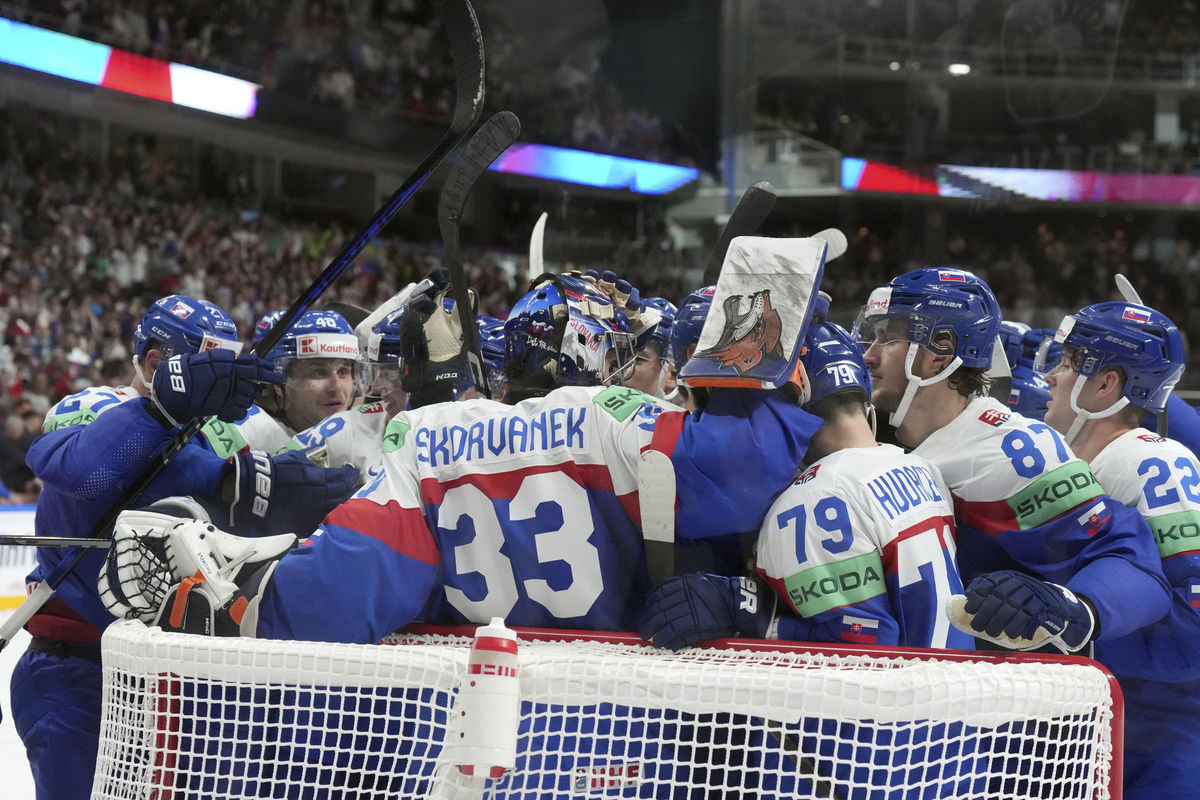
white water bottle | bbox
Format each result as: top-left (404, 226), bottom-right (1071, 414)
top-left (451, 617), bottom-right (519, 779)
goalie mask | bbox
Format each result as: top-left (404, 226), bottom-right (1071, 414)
top-left (1042, 301), bottom-right (1184, 443)
top-left (134, 295), bottom-right (242, 359)
top-left (853, 267), bottom-right (1001, 427)
top-left (504, 272), bottom-right (636, 393)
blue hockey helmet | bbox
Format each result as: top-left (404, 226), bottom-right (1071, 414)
top-left (1007, 365), bottom-right (1051, 421)
top-left (667, 285), bottom-right (716, 371)
top-left (251, 308), bottom-right (286, 348)
top-left (643, 296), bottom-right (678, 354)
top-left (801, 318), bottom-right (872, 411)
top-left (504, 272), bottom-right (636, 388)
top-left (265, 309), bottom-right (360, 372)
top-left (1050, 301), bottom-right (1185, 413)
top-left (998, 320), bottom-right (1032, 369)
top-left (133, 295), bottom-right (241, 358)
top-left (853, 268), bottom-right (1001, 368)
top-left (478, 314), bottom-right (508, 396)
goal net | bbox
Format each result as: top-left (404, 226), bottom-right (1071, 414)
top-left (92, 620), bottom-right (1120, 800)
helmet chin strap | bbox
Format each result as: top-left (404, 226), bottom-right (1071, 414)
top-left (866, 404), bottom-right (878, 438)
top-left (131, 354), bottom-right (151, 393)
top-left (889, 343), bottom-right (963, 428)
top-left (1063, 371), bottom-right (1129, 445)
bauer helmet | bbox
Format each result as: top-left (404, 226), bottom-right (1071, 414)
top-left (504, 272), bottom-right (636, 389)
top-left (1050, 301), bottom-right (1184, 414)
top-left (854, 268), bottom-right (1001, 368)
top-left (133, 295), bottom-right (242, 359)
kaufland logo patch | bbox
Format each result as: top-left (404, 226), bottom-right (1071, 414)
top-left (199, 335), bottom-right (242, 354)
top-left (866, 287), bottom-right (891, 312)
top-left (1122, 306), bottom-right (1151, 323)
top-left (937, 270), bottom-right (967, 282)
top-left (572, 763), bottom-right (641, 793)
top-left (297, 333), bottom-right (358, 358)
top-left (169, 300), bottom-right (194, 318)
top-left (979, 409), bottom-right (1010, 427)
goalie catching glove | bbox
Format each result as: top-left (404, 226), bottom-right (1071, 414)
top-left (946, 569), bottom-right (1096, 654)
top-left (99, 497), bottom-right (293, 636)
top-left (637, 573), bottom-right (777, 651)
top-left (399, 267), bottom-right (471, 405)
top-left (150, 349), bottom-right (282, 427)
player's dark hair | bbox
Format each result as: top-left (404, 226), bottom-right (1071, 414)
top-left (810, 388), bottom-right (869, 423)
top-left (947, 366), bottom-right (990, 399)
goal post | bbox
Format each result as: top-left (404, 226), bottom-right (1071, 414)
top-left (92, 619), bottom-right (1122, 800)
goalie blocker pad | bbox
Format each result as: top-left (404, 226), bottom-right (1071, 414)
top-left (678, 236), bottom-right (828, 395)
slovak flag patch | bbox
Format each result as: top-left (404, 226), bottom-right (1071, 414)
top-left (1122, 306), bottom-right (1151, 323)
top-left (169, 300), bottom-right (194, 318)
top-left (1075, 501), bottom-right (1110, 537)
top-left (1191, 583), bottom-right (1200, 609)
top-left (841, 615), bottom-right (879, 644)
top-left (937, 270), bottom-right (967, 282)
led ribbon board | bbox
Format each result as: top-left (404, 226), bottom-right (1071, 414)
top-left (489, 142), bottom-right (699, 195)
top-left (0, 17), bottom-right (258, 119)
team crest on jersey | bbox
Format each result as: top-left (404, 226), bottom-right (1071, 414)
top-left (978, 408), bottom-right (1010, 427)
top-left (796, 463), bottom-right (820, 484)
top-left (169, 300), bottom-right (194, 318)
top-left (1137, 433), bottom-right (1166, 443)
top-left (695, 289), bottom-right (783, 374)
top-left (357, 401), bottom-right (386, 414)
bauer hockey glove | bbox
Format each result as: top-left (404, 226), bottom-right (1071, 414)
top-left (99, 501), bottom-right (293, 636)
top-left (224, 450), bottom-right (358, 536)
top-left (946, 569), bottom-right (1096, 654)
top-left (399, 268), bottom-right (470, 405)
top-left (638, 573), bottom-right (777, 652)
top-left (150, 349), bottom-right (283, 426)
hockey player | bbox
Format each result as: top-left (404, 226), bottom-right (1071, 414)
top-left (850, 268), bottom-right (1169, 659)
top-left (287, 277), bottom-right (470, 485)
top-left (1038, 300), bottom-right (1199, 799)
top-left (640, 310), bottom-right (973, 652)
top-left (10, 294), bottom-right (358, 800)
top-left (199, 308), bottom-right (361, 457)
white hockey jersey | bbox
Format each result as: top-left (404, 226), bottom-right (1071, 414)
top-left (287, 401), bottom-right (389, 485)
top-left (755, 444), bottom-right (970, 648)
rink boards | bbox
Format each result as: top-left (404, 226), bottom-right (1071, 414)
top-left (0, 506), bottom-right (37, 609)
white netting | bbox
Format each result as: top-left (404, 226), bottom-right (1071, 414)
top-left (93, 621), bottom-right (1117, 800)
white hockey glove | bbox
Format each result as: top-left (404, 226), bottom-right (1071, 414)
top-left (100, 498), bottom-right (294, 637)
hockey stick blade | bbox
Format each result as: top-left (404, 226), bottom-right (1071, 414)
top-left (0, 536), bottom-right (111, 548)
top-left (439, 110), bottom-right (522, 400)
top-left (701, 181), bottom-right (777, 285)
top-left (0, 0), bottom-right (486, 654)
top-left (528, 211), bottom-right (548, 283)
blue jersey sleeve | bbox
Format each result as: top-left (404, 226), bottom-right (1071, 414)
top-left (257, 494), bottom-right (441, 643)
top-left (671, 389), bottom-right (820, 539)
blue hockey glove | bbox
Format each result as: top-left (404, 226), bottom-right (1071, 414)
top-left (399, 268), bottom-right (470, 404)
top-left (638, 573), bottom-right (777, 652)
top-left (946, 569), bottom-right (1096, 654)
top-left (225, 450), bottom-right (358, 535)
top-left (151, 349), bottom-right (282, 426)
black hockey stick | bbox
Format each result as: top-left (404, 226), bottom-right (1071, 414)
top-left (700, 181), bottom-right (777, 285)
top-left (438, 109), bottom-right (521, 400)
top-left (0, 0), bottom-right (485, 653)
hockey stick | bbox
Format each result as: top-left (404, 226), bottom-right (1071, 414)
top-left (438, 109), bottom-right (522, 400)
top-left (527, 211), bottom-right (548, 282)
top-left (700, 181), bottom-right (777, 285)
top-left (0, 0), bottom-right (485, 654)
